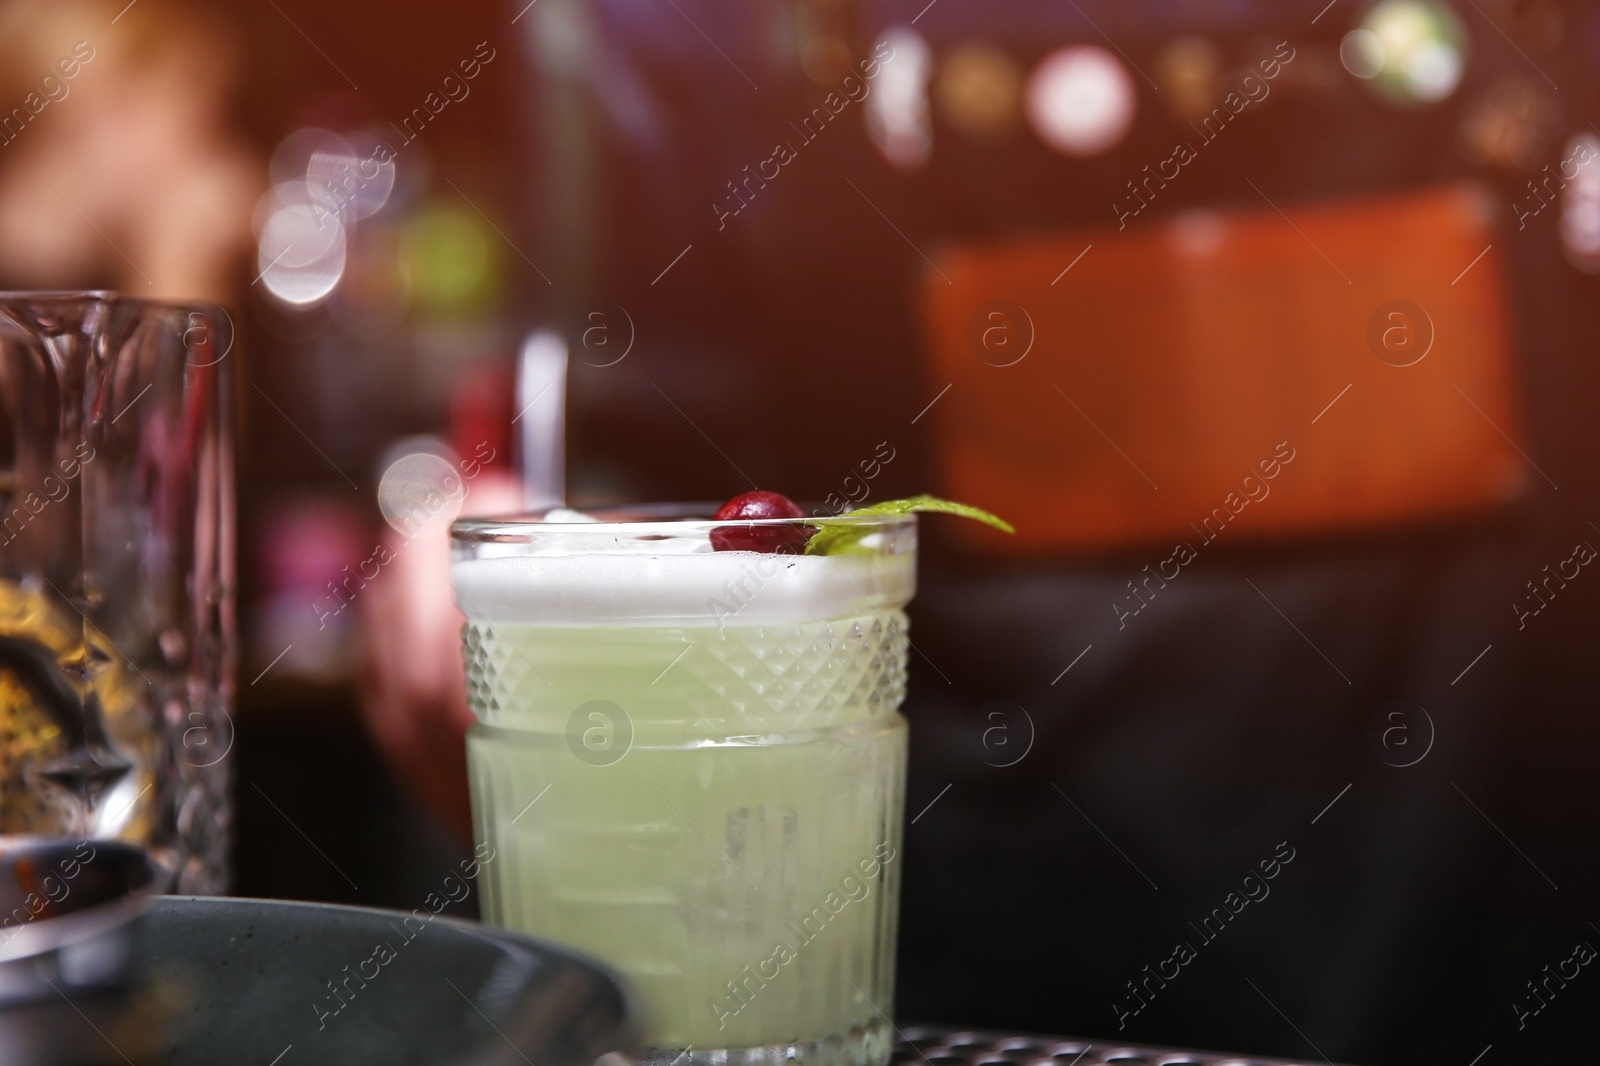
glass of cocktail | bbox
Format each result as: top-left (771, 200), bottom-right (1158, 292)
top-left (450, 499), bottom-right (916, 1066)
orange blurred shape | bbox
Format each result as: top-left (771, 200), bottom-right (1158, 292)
top-left (922, 183), bottom-right (1526, 555)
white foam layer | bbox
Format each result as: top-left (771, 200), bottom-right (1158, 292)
top-left (451, 550), bottom-right (916, 625)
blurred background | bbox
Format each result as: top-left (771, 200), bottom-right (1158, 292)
top-left (3, 0), bottom-right (1599, 1061)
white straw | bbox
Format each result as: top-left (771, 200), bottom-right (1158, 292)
top-left (515, 329), bottom-right (567, 512)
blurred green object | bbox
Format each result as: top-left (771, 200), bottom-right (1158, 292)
top-left (400, 201), bottom-right (501, 315)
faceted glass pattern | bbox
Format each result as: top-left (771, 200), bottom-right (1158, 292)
top-left (466, 611), bottom-right (909, 1064)
top-left (0, 293), bottom-right (234, 893)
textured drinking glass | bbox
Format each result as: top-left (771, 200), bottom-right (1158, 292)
top-left (0, 293), bottom-right (234, 893)
top-left (451, 507), bottom-right (915, 1066)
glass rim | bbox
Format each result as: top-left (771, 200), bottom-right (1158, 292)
top-left (451, 502), bottom-right (915, 543)
top-left (0, 290), bottom-right (224, 316)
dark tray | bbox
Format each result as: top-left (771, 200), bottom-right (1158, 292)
top-left (894, 1024), bottom-right (1356, 1066)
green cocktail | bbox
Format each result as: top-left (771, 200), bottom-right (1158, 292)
top-left (451, 505), bottom-right (915, 1066)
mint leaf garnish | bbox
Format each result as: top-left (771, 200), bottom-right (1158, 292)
top-left (805, 494), bottom-right (1014, 555)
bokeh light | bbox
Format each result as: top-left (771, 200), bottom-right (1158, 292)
top-left (1459, 77), bottom-right (1561, 170)
top-left (1339, 29), bottom-right (1386, 79)
top-left (307, 132), bottom-right (395, 222)
top-left (865, 27), bottom-right (934, 170)
top-left (1560, 133), bottom-right (1600, 272)
top-left (254, 179), bottom-right (347, 306)
top-left (1341, 0), bottom-right (1467, 104)
top-left (377, 439), bottom-right (466, 539)
top-left (400, 203), bottom-right (496, 314)
top-left (1025, 46), bottom-right (1137, 158)
top-left (269, 127), bottom-right (349, 188)
top-left (256, 127), bottom-right (401, 310)
top-left (936, 42), bottom-right (1023, 142)
top-left (1158, 37), bottom-right (1223, 122)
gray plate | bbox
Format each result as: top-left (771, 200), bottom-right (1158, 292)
top-left (124, 896), bottom-right (637, 1066)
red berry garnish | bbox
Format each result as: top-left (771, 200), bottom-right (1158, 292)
top-left (710, 491), bottom-right (813, 553)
